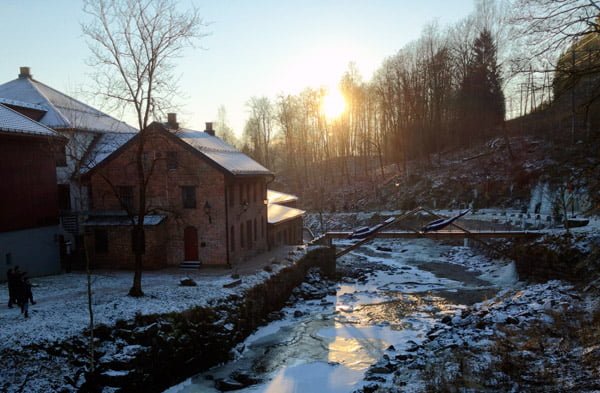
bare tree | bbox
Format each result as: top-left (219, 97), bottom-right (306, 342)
top-left (215, 105), bottom-right (239, 146)
top-left (82, 0), bottom-right (205, 297)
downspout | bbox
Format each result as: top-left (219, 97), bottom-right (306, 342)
top-left (225, 176), bottom-right (231, 268)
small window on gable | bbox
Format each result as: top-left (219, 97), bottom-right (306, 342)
top-left (181, 186), bottom-right (197, 208)
top-left (94, 229), bottom-right (108, 253)
top-left (118, 186), bottom-right (134, 211)
top-left (142, 152), bottom-right (152, 170)
top-left (167, 151), bottom-right (178, 170)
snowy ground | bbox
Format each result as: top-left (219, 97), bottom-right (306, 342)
top-left (0, 245), bottom-right (305, 351)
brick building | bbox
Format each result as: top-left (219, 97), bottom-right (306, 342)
top-left (0, 103), bottom-right (66, 277)
top-left (83, 116), bottom-right (273, 269)
top-left (267, 190), bottom-right (305, 247)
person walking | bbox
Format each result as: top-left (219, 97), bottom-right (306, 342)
top-left (15, 274), bottom-right (29, 318)
top-left (6, 268), bottom-right (15, 308)
top-left (24, 276), bottom-right (35, 305)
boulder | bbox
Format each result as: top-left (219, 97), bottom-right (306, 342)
top-left (179, 277), bottom-right (197, 287)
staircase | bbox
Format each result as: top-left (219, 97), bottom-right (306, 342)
top-left (179, 261), bottom-right (202, 270)
top-left (61, 214), bottom-right (79, 235)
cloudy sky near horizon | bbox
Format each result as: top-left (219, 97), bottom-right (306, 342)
top-left (0, 0), bottom-right (474, 135)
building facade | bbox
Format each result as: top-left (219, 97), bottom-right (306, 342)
top-left (0, 104), bottom-right (66, 278)
top-left (0, 67), bottom-right (137, 264)
top-left (84, 118), bottom-right (272, 269)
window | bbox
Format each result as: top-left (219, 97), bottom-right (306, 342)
top-left (229, 186), bottom-right (234, 207)
top-left (253, 183), bottom-right (257, 203)
top-left (230, 225), bottom-right (235, 252)
top-left (94, 229), bottom-right (108, 253)
top-left (118, 186), bottom-right (134, 211)
top-left (167, 151), bottom-right (178, 170)
top-left (240, 222), bottom-right (245, 249)
top-left (247, 220), bottom-right (253, 249)
top-left (181, 186), bottom-right (197, 208)
top-left (239, 183), bottom-right (244, 204)
top-left (142, 152), bottom-right (152, 170)
top-left (254, 218), bottom-right (257, 241)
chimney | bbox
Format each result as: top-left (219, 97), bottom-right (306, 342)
top-left (167, 113), bottom-right (179, 129)
top-left (19, 66), bottom-right (31, 79)
top-left (204, 122), bottom-right (215, 136)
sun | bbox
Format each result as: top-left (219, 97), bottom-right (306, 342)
top-left (322, 88), bottom-right (346, 120)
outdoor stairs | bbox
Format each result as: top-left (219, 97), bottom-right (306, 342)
top-left (179, 261), bottom-right (201, 270)
top-left (61, 213), bottom-right (79, 235)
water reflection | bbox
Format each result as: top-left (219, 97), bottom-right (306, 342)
top-left (166, 239), bottom-right (506, 393)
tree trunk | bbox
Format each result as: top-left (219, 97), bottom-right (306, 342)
top-left (129, 251), bottom-right (144, 297)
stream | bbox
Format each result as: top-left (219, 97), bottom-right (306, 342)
top-left (165, 238), bottom-right (516, 393)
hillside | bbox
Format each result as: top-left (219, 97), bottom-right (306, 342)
top-left (276, 130), bottom-right (599, 218)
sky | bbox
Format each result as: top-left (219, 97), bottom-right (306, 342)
top-left (0, 0), bottom-right (474, 136)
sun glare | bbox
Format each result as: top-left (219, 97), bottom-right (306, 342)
top-left (322, 88), bottom-right (346, 120)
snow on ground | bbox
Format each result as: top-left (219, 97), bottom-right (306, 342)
top-left (365, 280), bottom-right (597, 393)
top-left (0, 246), bottom-right (306, 351)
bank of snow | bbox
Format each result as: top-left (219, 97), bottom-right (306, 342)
top-left (0, 246), bottom-right (309, 393)
top-left (357, 280), bottom-right (600, 392)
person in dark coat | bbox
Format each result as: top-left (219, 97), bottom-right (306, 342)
top-left (16, 276), bottom-right (30, 318)
top-left (25, 276), bottom-right (35, 305)
top-left (7, 265), bottom-right (21, 308)
top-left (6, 268), bottom-right (15, 308)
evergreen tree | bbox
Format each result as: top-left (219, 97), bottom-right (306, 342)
top-left (459, 29), bottom-right (505, 144)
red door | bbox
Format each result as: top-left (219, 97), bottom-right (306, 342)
top-left (184, 226), bottom-right (199, 261)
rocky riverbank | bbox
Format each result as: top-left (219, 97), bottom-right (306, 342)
top-left (353, 231), bottom-right (600, 393)
top-left (0, 247), bottom-right (335, 393)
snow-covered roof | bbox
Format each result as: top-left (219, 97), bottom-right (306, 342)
top-left (0, 97), bottom-right (47, 112)
top-left (267, 189), bottom-right (299, 205)
top-left (84, 214), bottom-right (166, 226)
top-left (171, 127), bottom-right (272, 176)
top-left (0, 73), bottom-right (136, 133)
top-left (0, 103), bottom-right (62, 138)
top-left (80, 132), bottom-right (137, 173)
top-left (268, 203), bottom-right (305, 225)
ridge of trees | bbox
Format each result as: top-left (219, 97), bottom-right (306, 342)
top-left (241, 4), bottom-right (507, 192)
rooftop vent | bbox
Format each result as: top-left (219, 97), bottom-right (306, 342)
top-left (18, 67), bottom-right (31, 79)
top-left (204, 122), bottom-right (215, 136)
top-left (167, 113), bottom-right (179, 129)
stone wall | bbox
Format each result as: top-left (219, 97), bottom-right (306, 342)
top-left (71, 247), bottom-right (336, 392)
top-left (511, 235), bottom-right (588, 283)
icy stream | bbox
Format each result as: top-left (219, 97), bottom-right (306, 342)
top-left (165, 239), bottom-right (517, 393)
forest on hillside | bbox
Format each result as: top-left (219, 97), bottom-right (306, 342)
top-left (216, 0), bottom-right (600, 201)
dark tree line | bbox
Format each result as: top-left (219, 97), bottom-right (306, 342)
top-left (240, 12), bottom-right (506, 191)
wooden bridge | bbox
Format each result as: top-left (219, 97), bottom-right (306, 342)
top-left (309, 207), bottom-right (545, 259)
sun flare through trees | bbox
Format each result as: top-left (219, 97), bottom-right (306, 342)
top-left (322, 88), bottom-right (347, 120)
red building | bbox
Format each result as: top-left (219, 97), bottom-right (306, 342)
top-left (83, 115), bottom-right (273, 269)
top-left (0, 104), bottom-right (66, 277)
top-left (0, 67), bottom-right (137, 266)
